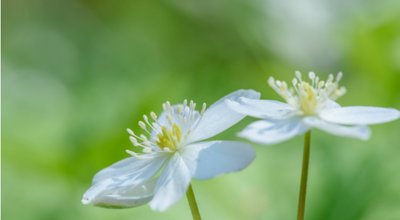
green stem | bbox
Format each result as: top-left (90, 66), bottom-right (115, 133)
top-left (297, 131), bottom-right (311, 220)
top-left (186, 184), bottom-right (202, 220)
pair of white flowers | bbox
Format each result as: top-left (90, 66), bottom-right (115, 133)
top-left (82, 72), bottom-right (399, 212)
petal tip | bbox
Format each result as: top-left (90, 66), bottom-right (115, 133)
top-left (238, 89), bottom-right (261, 100)
top-left (359, 134), bottom-right (370, 141)
top-left (360, 127), bottom-right (371, 141)
top-left (248, 147), bottom-right (257, 161)
top-left (81, 196), bottom-right (92, 205)
top-left (149, 201), bottom-right (167, 212)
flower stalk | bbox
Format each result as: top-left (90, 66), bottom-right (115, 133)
top-left (297, 131), bottom-right (311, 220)
top-left (186, 184), bottom-right (202, 220)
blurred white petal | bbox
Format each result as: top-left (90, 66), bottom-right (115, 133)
top-left (226, 97), bottom-right (295, 119)
top-left (150, 153), bottom-right (192, 211)
top-left (319, 106), bottom-right (400, 125)
top-left (239, 118), bottom-right (308, 144)
top-left (181, 141), bottom-right (255, 180)
top-left (303, 117), bottom-right (370, 140)
top-left (188, 89), bottom-right (260, 143)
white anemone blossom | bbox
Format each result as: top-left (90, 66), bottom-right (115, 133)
top-left (227, 72), bottom-right (400, 144)
top-left (82, 90), bottom-right (260, 211)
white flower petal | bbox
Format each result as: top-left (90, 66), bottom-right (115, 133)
top-left (303, 117), bottom-right (370, 140)
top-left (238, 118), bottom-right (309, 144)
top-left (319, 106), bottom-right (400, 125)
top-left (150, 153), bottom-right (192, 212)
top-left (82, 179), bottom-right (156, 208)
top-left (226, 97), bottom-right (295, 120)
top-left (181, 141), bottom-right (256, 180)
top-left (188, 89), bottom-right (260, 143)
top-left (318, 100), bottom-right (341, 111)
top-left (82, 154), bottom-right (168, 208)
top-left (92, 153), bottom-right (166, 185)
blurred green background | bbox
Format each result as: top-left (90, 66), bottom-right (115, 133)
top-left (2, 0), bottom-right (400, 219)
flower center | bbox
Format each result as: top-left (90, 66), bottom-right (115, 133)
top-left (125, 100), bottom-right (207, 156)
top-left (299, 82), bottom-right (318, 115)
top-left (155, 124), bottom-right (182, 151)
top-left (268, 71), bottom-right (346, 115)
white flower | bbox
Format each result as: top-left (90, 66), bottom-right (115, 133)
top-left (82, 90), bottom-right (260, 211)
top-left (227, 71), bottom-right (400, 144)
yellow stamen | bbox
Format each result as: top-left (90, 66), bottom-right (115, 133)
top-left (173, 123), bottom-right (182, 143)
top-left (156, 123), bottom-right (182, 151)
top-left (299, 82), bottom-right (317, 115)
top-left (268, 72), bottom-right (346, 116)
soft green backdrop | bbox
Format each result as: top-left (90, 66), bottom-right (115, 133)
top-left (3, 0), bottom-right (400, 219)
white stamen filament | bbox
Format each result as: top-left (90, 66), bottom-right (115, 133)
top-left (126, 128), bottom-right (135, 136)
top-left (138, 121), bottom-right (146, 130)
top-left (268, 71), bottom-right (346, 115)
top-left (126, 149), bottom-right (138, 157)
top-left (201, 103), bottom-right (207, 115)
top-left (150, 112), bottom-right (157, 120)
top-left (126, 99), bottom-right (207, 156)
